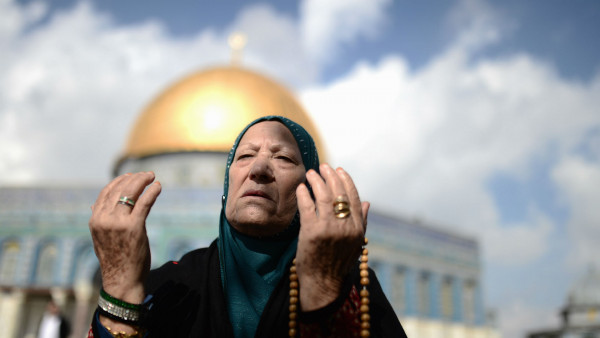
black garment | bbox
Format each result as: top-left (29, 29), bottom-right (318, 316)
top-left (133, 240), bottom-right (406, 338)
top-left (38, 314), bottom-right (70, 338)
top-left (59, 317), bottom-right (70, 338)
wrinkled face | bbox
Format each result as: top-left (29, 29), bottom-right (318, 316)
top-left (225, 121), bottom-right (306, 237)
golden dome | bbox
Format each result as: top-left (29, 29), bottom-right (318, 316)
top-left (121, 66), bottom-right (326, 161)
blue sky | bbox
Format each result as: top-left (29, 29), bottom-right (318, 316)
top-left (2, 0), bottom-right (600, 336)
top-left (17, 0), bottom-right (600, 82)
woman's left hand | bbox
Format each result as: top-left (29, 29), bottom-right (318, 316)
top-left (296, 163), bottom-right (369, 311)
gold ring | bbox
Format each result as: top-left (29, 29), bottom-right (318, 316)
top-left (333, 196), bottom-right (350, 219)
top-left (117, 196), bottom-right (135, 208)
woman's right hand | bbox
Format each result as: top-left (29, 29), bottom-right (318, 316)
top-left (89, 172), bottom-right (161, 305)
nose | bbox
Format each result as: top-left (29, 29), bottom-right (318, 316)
top-left (249, 154), bottom-right (274, 183)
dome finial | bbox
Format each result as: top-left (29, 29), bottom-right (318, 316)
top-left (228, 32), bottom-right (247, 66)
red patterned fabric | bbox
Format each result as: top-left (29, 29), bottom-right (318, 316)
top-left (87, 326), bottom-right (94, 337)
top-left (299, 285), bottom-right (362, 337)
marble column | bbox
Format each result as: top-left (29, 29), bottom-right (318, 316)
top-left (0, 288), bottom-right (26, 338)
top-left (72, 281), bottom-right (95, 338)
top-left (50, 286), bottom-right (68, 307)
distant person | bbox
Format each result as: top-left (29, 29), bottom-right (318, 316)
top-left (37, 300), bottom-right (70, 338)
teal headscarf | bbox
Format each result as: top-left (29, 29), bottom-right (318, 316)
top-left (217, 116), bottom-right (320, 338)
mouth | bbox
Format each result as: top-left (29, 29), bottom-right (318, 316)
top-left (242, 190), bottom-right (272, 200)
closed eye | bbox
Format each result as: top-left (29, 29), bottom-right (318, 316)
top-left (236, 153), bottom-right (253, 161)
top-left (276, 155), bottom-right (299, 165)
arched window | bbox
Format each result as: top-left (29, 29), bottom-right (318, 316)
top-left (0, 240), bottom-right (20, 283)
top-left (34, 242), bottom-right (58, 285)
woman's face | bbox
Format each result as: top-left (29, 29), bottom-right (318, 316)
top-left (225, 121), bottom-right (306, 237)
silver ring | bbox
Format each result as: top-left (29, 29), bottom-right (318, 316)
top-left (117, 196), bottom-right (135, 208)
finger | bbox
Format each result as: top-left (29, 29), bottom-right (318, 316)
top-left (305, 169), bottom-right (332, 217)
top-left (121, 172), bottom-right (156, 199)
top-left (336, 167), bottom-right (360, 207)
top-left (361, 201), bottom-right (370, 232)
top-left (320, 163), bottom-right (348, 201)
top-left (132, 181), bottom-right (162, 219)
top-left (111, 172), bottom-right (156, 212)
top-left (296, 183), bottom-right (317, 226)
top-left (336, 167), bottom-right (363, 228)
top-left (94, 173), bottom-right (132, 210)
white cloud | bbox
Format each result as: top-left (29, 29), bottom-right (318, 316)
top-left (299, 0), bottom-right (391, 64)
top-left (483, 210), bottom-right (554, 265)
top-left (553, 155), bottom-right (600, 268)
top-left (300, 3), bottom-right (600, 336)
top-left (0, 0), bottom-right (47, 43)
top-left (444, 0), bottom-right (511, 51)
top-left (0, 0), bottom-right (316, 184)
top-left (301, 46), bottom-right (599, 268)
top-left (0, 0), bottom-right (406, 184)
top-left (1, 0), bottom-right (228, 184)
top-left (226, 4), bottom-right (317, 88)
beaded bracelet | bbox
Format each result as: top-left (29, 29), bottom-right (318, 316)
top-left (288, 237), bottom-right (370, 337)
top-left (98, 288), bottom-right (142, 325)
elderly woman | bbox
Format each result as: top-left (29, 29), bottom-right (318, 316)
top-left (89, 116), bottom-right (406, 337)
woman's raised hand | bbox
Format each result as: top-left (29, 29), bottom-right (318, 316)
top-left (89, 172), bottom-right (162, 304)
top-left (296, 164), bottom-right (369, 311)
